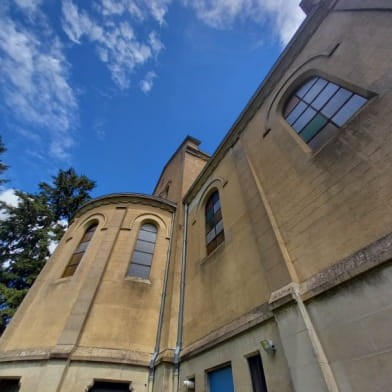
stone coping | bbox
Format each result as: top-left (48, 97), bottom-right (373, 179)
top-left (0, 346), bottom-right (151, 367)
top-left (72, 193), bottom-right (176, 222)
top-left (181, 232), bottom-right (392, 360)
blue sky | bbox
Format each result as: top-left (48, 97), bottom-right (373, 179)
top-left (0, 0), bottom-right (304, 204)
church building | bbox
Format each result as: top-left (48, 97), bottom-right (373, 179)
top-left (0, 0), bottom-right (391, 391)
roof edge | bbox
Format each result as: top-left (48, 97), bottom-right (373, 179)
top-left (183, 1), bottom-right (333, 204)
top-left (152, 135), bottom-right (210, 195)
top-left (71, 193), bottom-right (176, 222)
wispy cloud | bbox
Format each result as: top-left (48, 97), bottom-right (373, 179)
top-left (182, 0), bottom-right (305, 45)
top-left (62, 0), bottom-right (165, 89)
top-left (139, 71), bottom-right (157, 94)
top-left (0, 2), bottom-right (77, 160)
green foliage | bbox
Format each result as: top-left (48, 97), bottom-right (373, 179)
top-left (0, 136), bottom-right (9, 185)
top-left (39, 168), bottom-right (96, 222)
top-left (0, 168), bottom-right (96, 333)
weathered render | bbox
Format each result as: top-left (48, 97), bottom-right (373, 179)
top-left (0, 1), bottom-right (391, 391)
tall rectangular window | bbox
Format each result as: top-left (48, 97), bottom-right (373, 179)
top-left (247, 354), bottom-right (268, 392)
top-left (205, 191), bottom-right (224, 255)
top-left (62, 222), bottom-right (97, 277)
top-left (128, 223), bottom-right (157, 279)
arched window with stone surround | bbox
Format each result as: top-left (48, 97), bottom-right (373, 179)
top-left (128, 222), bottom-right (158, 279)
top-left (205, 191), bottom-right (224, 255)
top-left (62, 222), bottom-right (98, 278)
top-left (284, 76), bottom-right (368, 149)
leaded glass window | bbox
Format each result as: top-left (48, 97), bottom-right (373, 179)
top-left (284, 77), bottom-right (368, 149)
top-left (205, 191), bottom-right (224, 254)
top-left (62, 223), bottom-right (97, 278)
top-left (128, 223), bottom-right (157, 279)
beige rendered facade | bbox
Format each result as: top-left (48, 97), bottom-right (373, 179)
top-left (1, 0), bottom-right (392, 391)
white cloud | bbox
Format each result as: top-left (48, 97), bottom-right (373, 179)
top-left (62, 0), bottom-right (166, 89)
top-left (0, 189), bottom-right (19, 220)
top-left (139, 71), bottom-right (157, 94)
top-left (0, 189), bottom-right (19, 207)
top-left (13, 0), bottom-right (42, 13)
top-left (182, 0), bottom-right (305, 45)
top-left (0, 4), bottom-right (78, 160)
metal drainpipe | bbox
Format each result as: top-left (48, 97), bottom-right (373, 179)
top-left (174, 203), bottom-right (188, 391)
top-left (149, 211), bottom-right (176, 391)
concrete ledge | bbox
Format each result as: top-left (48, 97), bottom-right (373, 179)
top-left (300, 232), bottom-right (392, 301)
top-left (0, 346), bottom-right (151, 367)
top-left (181, 232), bottom-right (392, 359)
top-left (181, 303), bottom-right (273, 360)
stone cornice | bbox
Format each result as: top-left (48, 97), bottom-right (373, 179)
top-left (183, 2), bottom-right (334, 204)
top-left (0, 346), bottom-right (151, 367)
top-left (181, 231), bottom-right (392, 359)
top-left (71, 193), bottom-right (176, 223)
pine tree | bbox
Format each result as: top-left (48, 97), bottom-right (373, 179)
top-left (0, 136), bottom-right (9, 185)
top-left (0, 168), bottom-right (96, 333)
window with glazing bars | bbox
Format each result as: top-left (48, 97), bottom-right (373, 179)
top-left (128, 223), bottom-right (157, 279)
top-left (284, 77), bottom-right (368, 149)
top-left (205, 191), bottom-right (224, 254)
top-left (62, 223), bottom-right (97, 278)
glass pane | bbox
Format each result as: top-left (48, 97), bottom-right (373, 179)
top-left (206, 219), bottom-right (215, 232)
top-left (286, 101), bottom-right (307, 124)
top-left (311, 82), bottom-right (339, 110)
top-left (283, 95), bottom-right (300, 118)
top-left (86, 224), bottom-right (97, 233)
top-left (62, 264), bottom-right (76, 277)
top-left (216, 219), bottom-right (224, 234)
top-left (295, 77), bottom-right (318, 98)
top-left (83, 229), bottom-right (95, 242)
top-left (213, 209), bottom-right (222, 225)
top-left (321, 88), bottom-right (352, 118)
top-left (299, 114), bottom-right (328, 142)
top-left (75, 241), bottom-right (89, 253)
top-left (131, 250), bottom-right (153, 266)
top-left (69, 252), bottom-right (83, 267)
top-left (332, 94), bottom-right (367, 126)
top-left (141, 223), bottom-right (157, 233)
top-left (138, 229), bottom-right (157, 243)
top-left (292, 107), bottom-right (316, 133)
top-left (207, 239), bottom-right (217, 254)
top-left (211, 192), bottom-right (219, 202)
top-left (206, 208), bottom-right (214, 223)
top-left (128, 263), bottom-right (150, 279)
top-left (308, 122), bottom-right (340, 150)
top-left (213, 200), bottom-right (221, 213)
top-left (206, 228), bottom-right (216, 244)
top-left (303, 78), bottom-right (328, 104)
top-left (216, 231), bottom-right (225, 246)
top-left (135, 239), bottom-right (155, 254)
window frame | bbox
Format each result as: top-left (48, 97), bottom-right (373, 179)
top-left (283, 75), bottom-right (370, 150)
top-left (127, 222), bottom-right (158, 280)
top-left (205, 190), bottom-right (225, 255)
top-left (62, 222), bottom-right (98, 278)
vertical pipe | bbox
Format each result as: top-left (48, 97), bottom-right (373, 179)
top-left (174, 203), bottom-right (188, 391)
top-left (149, 211), bottom-right (176, 390)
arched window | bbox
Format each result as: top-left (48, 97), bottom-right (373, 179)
top-left (205, 191), bottom-right (224, 255)
top-left (62, 222), bottom-right (98, 277)
top-left (128, 223), bottom-right (157, 279)
top-left (284, 76), bottom-right (368, 149)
